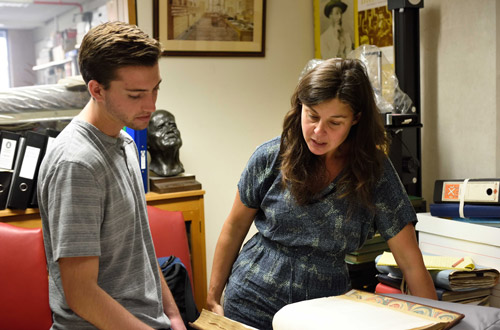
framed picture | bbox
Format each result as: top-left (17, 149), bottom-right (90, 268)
top-left (313, 0), bottom-right (355, 59)
top-left (153, 0), bottom-right (266, 57)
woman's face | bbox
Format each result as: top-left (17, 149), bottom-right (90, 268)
top-left (329, 6), bottom-right (343, 26)
top-left (301, 98), bottom-right (358, 159)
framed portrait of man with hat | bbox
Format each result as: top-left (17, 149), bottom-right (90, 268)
top-left (314, 0), bottom-right (355, 59)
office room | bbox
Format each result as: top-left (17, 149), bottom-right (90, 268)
top-left (1, 0), bottom-right (499, 329)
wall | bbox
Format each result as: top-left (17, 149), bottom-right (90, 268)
top-left (420, 0), bottom-right (498, 205)
top-left (7, 30), bottom-right (36, 87)
top-left (137, 0), bottom-right (315, 287)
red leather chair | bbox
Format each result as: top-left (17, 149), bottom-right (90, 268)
top-left (0, 222), bottom-right (52, 329)
top-left (147, 205), bottom-right (193, 287)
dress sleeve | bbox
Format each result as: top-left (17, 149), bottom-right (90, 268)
top-left (237, 139), bottom-right (281, 209)
top-left (373, 158), bottom-right (417, 241)
top-left (45, 160), bottom-right (104, 261)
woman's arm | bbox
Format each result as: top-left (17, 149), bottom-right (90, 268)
top-left (206, 190), bottom-right (258, 315)
top-left (386, 223), bottom-right (438, 300)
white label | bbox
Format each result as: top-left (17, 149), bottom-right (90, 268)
top-left (19, 146), bottom-right (41, 180)
top-left (0, 138), bottom-right (17, 170)
top-left (140, 150), bottom-right (146, 170)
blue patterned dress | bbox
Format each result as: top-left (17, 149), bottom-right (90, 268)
top-left (223, 137), bottom-right (417, 330)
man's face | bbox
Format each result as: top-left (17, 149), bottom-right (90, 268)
top-left (149, 111), bottom-right (182, 151)
top-left (100, 63), bottom-right (162, 132)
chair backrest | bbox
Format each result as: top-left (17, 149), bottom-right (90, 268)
top-left (0, 222), bottom-right (52, 329)
top-left (147, 205), bottom-right (193, 287)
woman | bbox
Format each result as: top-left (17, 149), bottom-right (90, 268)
top-left (207, 58), bottom-right (436, 330)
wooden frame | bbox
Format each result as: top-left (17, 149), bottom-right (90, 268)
top-left (128, 0), bottom-right (137, 25)
top-left (153, 0), bottom-right (266, 57)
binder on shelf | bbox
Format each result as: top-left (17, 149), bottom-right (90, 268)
top-left (0, 169), bottom-right (13, 210)
top-left (125, 127), bottom-right (148, 193)
top-left (6, 131), bottom-right (47, 210)
top-left (434, 179), bottom-right (500, 204)
top-left (430, 203), bottom-right (500, 218)
top-left (0, 130), bottom-right (22, 170)
top-left (29, 129), bottom-right (60, 208)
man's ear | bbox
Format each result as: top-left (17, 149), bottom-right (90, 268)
top-left (87, 80), bottom-right (105, 101)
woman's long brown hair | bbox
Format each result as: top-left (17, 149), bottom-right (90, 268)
top-left (280, 58), bottom-right (389, 211)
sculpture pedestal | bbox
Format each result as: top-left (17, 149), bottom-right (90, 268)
top-left (149, 173), bottom-right (202, 194)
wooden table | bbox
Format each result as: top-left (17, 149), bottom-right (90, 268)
top-left (0, 189), bottom-right (207, 309)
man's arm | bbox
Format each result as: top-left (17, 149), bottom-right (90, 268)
top-left (59, 256), bottom-right (154, 330)
top-left (157, 264), bottom-right (187, 330)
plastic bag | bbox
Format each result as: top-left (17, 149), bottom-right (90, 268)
top-left (347, 44), bottom-right (413, 114)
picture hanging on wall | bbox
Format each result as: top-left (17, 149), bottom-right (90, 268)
top-left (153, 0), bottom-right (266, 57)
top-left (313, 0), bottom-right (355, 59)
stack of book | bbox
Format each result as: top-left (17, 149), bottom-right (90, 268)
top-left (345, 233), bottom-right (389, 265)
top-left (375, 252), bottom-right (499, 306)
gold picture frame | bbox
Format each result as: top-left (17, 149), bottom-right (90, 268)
top-left (153, 0), bottom-right (266, 57)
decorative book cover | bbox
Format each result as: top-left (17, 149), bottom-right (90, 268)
top-left (272, 289), bottom-right (464, 330)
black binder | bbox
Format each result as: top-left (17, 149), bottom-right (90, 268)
top-left (0, 130), bottom-right (22, 170)
top-left (29, 129), bottom-right (60, 208)
top-left (0, 169), bottom-right (13, 210)
top-left (7, 132), bottom-right (47, 210)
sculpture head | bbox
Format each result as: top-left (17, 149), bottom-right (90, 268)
top-left (147, 109), bottom-right (184, 176)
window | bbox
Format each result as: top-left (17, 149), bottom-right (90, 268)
top-left (0, 30), bottom-right (10, 89)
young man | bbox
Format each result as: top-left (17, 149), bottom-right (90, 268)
top-left (37, 21), bottom-right (186, 330)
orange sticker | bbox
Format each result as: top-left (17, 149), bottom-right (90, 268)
top-left (443, 183), bottom-right (460, 201)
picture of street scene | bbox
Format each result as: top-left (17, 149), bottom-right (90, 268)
top-left (167, 0), bottom-right (255, 42)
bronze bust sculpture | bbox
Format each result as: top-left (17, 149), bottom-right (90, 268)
top-left (147, 110), bottom-right (184, 177)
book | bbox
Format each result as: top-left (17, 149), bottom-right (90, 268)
top-left (429, 268), bottom-right (499, 291)
top-left (351, 241), bottom-right (389, 254)
top-left (375, 282), bottom-right (402, 294)
top-left (272, 289), bottom-right (464, 330)
top-left (450, 217), bottom-right (500, 228)
top-left (345, 250), bottom-right (385, 264)
top-left (376, 272), bottom-right (403, 290)
top-left (125, 127), bottom-right (148, 193)
top-left (430, 203), bottom-right (500, 218)
top-left (436, 287), bottom-right (491, 304)
top-left (190, 309), bottom-right (257, 330)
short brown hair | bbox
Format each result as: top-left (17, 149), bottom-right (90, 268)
top-left (78, 21), bottom-right (162, 88)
